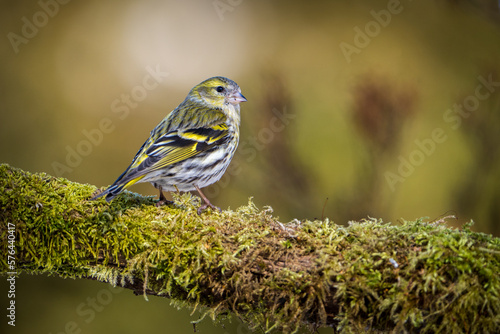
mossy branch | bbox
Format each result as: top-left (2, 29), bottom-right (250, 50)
top-left (1, 163), bottom-right (499, 333)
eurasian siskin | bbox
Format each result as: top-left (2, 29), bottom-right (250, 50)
top-left (93, 76), bottom-right (247, 213)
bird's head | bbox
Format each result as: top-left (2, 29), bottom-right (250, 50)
top-left (190, 76), bottom-right (247, 108)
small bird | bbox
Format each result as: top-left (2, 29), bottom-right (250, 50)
top-left (93, 76), bottom-right (246, 214)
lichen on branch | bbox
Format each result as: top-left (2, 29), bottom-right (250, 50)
top-left (0, 163), bottom-right (499, 333)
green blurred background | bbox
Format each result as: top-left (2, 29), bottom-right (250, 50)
top-left (1, 0), bottom-right (500, 333)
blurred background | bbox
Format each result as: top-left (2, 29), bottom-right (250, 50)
top-left (1, 0), bottom-right (500, 333)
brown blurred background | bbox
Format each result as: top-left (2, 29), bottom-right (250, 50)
top-left (1, 0), bottom-right (500, 333)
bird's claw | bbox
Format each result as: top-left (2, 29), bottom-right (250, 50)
top-left (197, 203), bottom-right (221, 215)
top-left (155, 186), bottom-right (173, 207)
top-left (156, 199), bottom-right (173, 207)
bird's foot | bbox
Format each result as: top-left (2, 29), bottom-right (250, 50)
top-left (156, 187), bottom-right (173, 207)
top-left (156, 199), bottom-right (174, 207)
top-left (197, 202), bottom-right (221, 215)
top-left (194, 185), bottom-right (221, 215)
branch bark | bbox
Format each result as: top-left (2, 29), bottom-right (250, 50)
top-left (1, 163), bottom-right (499, 333)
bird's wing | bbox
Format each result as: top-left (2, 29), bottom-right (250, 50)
top-left (115, 122), bottom-right (229, 186)
top-left (141, 123), bottom-right (228, 170)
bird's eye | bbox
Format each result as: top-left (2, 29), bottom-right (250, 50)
top-left (216, 86), bottom-right (225, 93)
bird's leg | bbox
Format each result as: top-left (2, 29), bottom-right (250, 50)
top-left (194, 185), bottom-right (221, 215)
top-left (155, 184), bottom-right (173, 207)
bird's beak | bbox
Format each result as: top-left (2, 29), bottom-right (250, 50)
top-left (229, 91), bottom-right (247, 105)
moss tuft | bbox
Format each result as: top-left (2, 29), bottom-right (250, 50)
top-left (1, 163), bottom-right (499, 333)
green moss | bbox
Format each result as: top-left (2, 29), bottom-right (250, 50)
top-left (1, 163), bottom-right (499, 333)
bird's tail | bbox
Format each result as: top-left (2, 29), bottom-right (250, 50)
top-left (91, 184), bottom-right (127, 202)
top-left (91, 171), bottom-right (145, 202)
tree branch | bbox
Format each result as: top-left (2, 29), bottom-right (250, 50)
top-left (1, 163), bottom-right (499, 333)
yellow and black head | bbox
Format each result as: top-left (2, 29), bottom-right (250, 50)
top-left (190, 76), bottom-right (247, 108)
